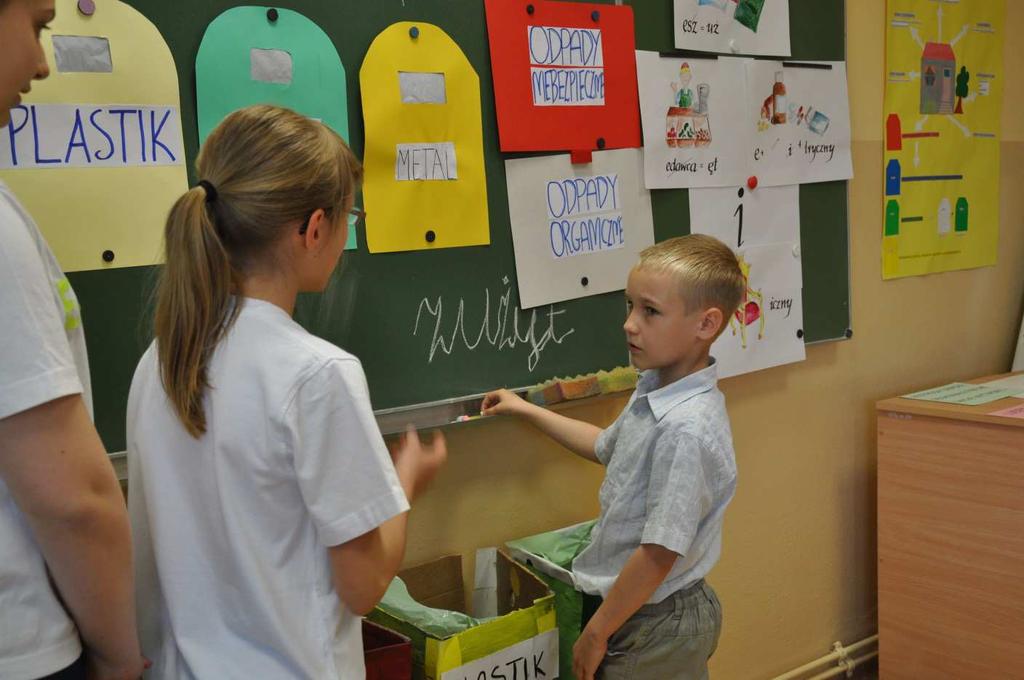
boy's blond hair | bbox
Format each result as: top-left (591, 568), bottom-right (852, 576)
top-left (635, 234), bottom-right (745, 339)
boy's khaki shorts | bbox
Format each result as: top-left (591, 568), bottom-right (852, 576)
top-left (594, 580), bottom-right (723, 680)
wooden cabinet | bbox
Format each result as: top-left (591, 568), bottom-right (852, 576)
top-left (877, 377), bottom-right (1024, 678)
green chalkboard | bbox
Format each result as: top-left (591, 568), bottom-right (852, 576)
top-left (64, 0), bottom-right (849, 452)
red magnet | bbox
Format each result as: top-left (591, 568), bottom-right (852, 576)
top-left (746, 176), bottom-right (758, 190)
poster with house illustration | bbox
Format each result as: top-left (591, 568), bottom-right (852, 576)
top-left (635, 52), bottom-right (749, 189)
top-left (673, 0), bottom-right (790, 57)
top-left (689, 185), bottom-right (805, 378)
top-left (744, 60), bottom-right (853, 187)
top-left (882, 0), bottom-right (1005, 279)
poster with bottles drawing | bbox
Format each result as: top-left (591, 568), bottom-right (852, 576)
top-left (882, 0), bottom-right (1005, 280)
top-left (673, 0), bottom-right (790, 57)
top-left (745, 60), bottom-right (853, 187)
top-left (689, 184), bottom-right (806, 378)
top-left (635, 52), bottom-right (749, 189)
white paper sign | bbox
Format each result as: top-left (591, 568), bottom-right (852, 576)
top-left (395, 142), bottom-right (458, 181)
top-left (529, 25), bottom-right (605, 106)
top-left (673, 0), bottom-right (791, 57)
top-left (546, 173), bottom-right (624, 260)
top-left (505, 148), bottom-right (654, 309)
top-left (746, 61), bottom-right (853, 186)
top-left (688, 184), bottom-right (799, 251)
top-left (635, 52), bottom-right (750, 189)
top-left (0, 103), bottom-right (184, 169)
top-left (440, 629), bottom-right (558, 680)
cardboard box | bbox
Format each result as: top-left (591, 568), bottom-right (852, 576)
top-left (369, 550), bottom-right (557, 680)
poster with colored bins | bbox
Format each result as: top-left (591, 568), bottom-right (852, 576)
top-left (882, 0), bottom-right (1005, 279)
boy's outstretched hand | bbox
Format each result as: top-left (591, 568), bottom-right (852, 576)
top-left (480, 389), bottom-right (529, 417)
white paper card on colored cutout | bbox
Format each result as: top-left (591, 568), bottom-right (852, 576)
top-left (673, 0), bottom-right (791, 57)
top-left (528, 25), bottom-right (605, 107)
top-left (394, 142), bottom-right (458, 181)
top-left (745, 60), bottom-right (853, 186)
top-left (505, 148), bottom-right (654, 309)
top-left (250, 48), bottom-right (293, 85)
top-left (399, 71), bottom-right (447, 104)
top-left (688, 184), bottom-right (800, 251)
top-left (439, 629), bottom-right (558, 680)
top-left (52, 35), bottom-right (113, 73)
top-left (0, 103), bottom-right (184, 169)
top-left (635, 52), bottom-right (750, 189)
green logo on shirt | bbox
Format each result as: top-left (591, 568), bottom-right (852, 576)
top-left (56, 278), bottom-right (80, 331)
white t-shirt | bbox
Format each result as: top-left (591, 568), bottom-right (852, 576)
top-left (0, 181), bottom-right (89, 679)
top-left (128, 297), bottom-right (409, 680)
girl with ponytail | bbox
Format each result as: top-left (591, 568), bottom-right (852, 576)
top-left (127, 105), bottom-right (446, 679)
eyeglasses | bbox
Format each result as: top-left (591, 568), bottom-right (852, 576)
top-left (299, 207), bottom-right (366, 235)
top-left (347, 207), bottom-right (366, 227)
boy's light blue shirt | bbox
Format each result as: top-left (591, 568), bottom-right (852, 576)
top-left (572, 359), bottom-right (738, 604)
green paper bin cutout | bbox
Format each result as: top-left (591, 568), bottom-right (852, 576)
top-left (955, 197), bottom-right (969, 233)
top-left (196, 6), bottom-right (357, 249)
top-left (885, 200), bottom-right (900, 237)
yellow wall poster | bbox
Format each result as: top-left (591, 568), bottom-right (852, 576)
top-left (0, 0), bottom-right (187, 272)
top-left (882, 0), bottom-right (1005, 279)
top-left (360, 22), bottom-right (490, 253)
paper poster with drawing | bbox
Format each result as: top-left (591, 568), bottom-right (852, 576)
top-left (673, 0), bottom-right (790, 57)
top-left (745, 60), bottom-right (853, 186)
top-left (882, 0), bottom-right (1005, 279)
top-left (690, 184), bottom-right (805, 378)
top-left (635, 52), bottom-right (749, 189)
top-left (504, 148), bottom-right (654, 309)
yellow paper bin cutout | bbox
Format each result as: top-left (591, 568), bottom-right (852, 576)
top-left (0, 0), bottom-right (187, 272)
top-left (360, 22), bottom-right (490, 253)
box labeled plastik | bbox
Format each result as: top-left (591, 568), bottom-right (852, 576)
top-left (369, 549), bottom-right (557, 680)
top-left (506, 521), bottom-right (597, 680)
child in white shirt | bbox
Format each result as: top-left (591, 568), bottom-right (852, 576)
top-left (0, 2), bottom-right (143, 678)
top-left (127, 104), bottom-right (445, 679)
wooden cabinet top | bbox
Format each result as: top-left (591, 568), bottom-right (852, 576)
top-left (876, 372), bottom-right (1024, 429)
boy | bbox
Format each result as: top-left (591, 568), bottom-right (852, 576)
top-left (482, 234), bottom-right (744, 680)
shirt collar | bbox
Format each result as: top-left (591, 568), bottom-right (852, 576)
top-left (636, 358), bottom-right (718, 421)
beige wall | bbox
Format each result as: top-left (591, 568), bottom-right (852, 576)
top-left (400, 2), bottom-right (1024, 678)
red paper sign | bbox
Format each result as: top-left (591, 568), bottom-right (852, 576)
top-left (485, 0), bottom-right (641, 154)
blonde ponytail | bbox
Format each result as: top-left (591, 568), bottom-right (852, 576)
top-left (154, 105), bottom-right (362, 437)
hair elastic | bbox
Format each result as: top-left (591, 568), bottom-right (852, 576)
top-left (197, 180), bottom-right (218, 203)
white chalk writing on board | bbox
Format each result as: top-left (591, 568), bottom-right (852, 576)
top-left (413, 276), bottom-right (575, 371)
top-left (547, 174), bottom-right (624, 259)
top-left (0, 103), bottom-right (184, 169)
top-left (528, 25), bottom-right (605, 106)
top-left (395, 142), bottom-right (458, 181)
